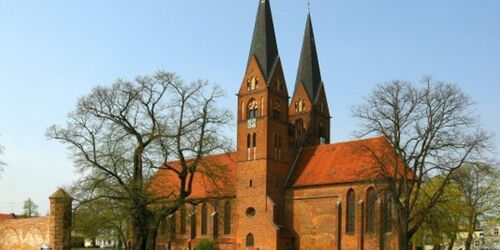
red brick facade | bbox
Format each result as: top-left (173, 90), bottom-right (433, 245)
top-left (152, 1), bottom-right (399, 249)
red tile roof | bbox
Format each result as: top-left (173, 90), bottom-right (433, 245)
top-left (149, 137), bottom-right (407, 199)
top-left (0, 213), bottom-right (16, 220)
top-left (289, 137), bottom-right (406, 187)
top-left (149, 153), bottom-right (237, 200)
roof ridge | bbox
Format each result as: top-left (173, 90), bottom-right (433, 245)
top-left (300, 136), bottom-right (387, 150)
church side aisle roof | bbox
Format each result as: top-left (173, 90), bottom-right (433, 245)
top-left (149, 153), bottom-right (238, 200)
top-left (289, 136), bottom-right (407, 187)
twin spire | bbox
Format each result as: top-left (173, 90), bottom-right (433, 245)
top-left (248, 0), bottom-right (279, 82)
top-left (248, 0), bottom-right (323, 101)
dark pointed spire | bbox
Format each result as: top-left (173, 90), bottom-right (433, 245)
top-left (295, 13), bottom-right (322, 102)
top-left (248, 0), bottom-right (279, 82)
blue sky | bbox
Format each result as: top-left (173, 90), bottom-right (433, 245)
top-left (0, 1), bottom-right (499, 214)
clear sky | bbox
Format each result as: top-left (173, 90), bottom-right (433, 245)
top-left (0, 1), bottom-right (499, 214)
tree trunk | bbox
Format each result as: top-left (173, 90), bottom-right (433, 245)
top-left (447, 234), bottom-right (457, 250)
top-left (464, 231), bottom-right (473, 250)
top-left (132, 210), bottom-right (151, 250)
top-left (398, 209), bottom-right (410, 250)
top-left (145, 226), bottom-right (158, 250)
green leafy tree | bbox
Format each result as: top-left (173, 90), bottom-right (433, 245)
top-left (23, 198), bottom-right (39, 217)
top-left (352, 77), bottom-right (492, 250)
top-left (451, 163), bottom-right (499, 250)
top-left (413, 176), bottom-right (466, 250)
top-left (73, 198), bottom-right (129, 249)
top-left (47, 71), bottom-right (232, 250)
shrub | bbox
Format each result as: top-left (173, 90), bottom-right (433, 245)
top-left (194, 239), bottom-right (217, 250)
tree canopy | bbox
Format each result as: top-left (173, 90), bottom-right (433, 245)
top-left (47, 71), bottom-right (232, 250)
top-left (22, 198), bottom-right (39, 217)
top-left (352, 76), bottom-right (492, 250)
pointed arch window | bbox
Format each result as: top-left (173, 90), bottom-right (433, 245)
top-left (201, 203), bottom-right (208, 235)
top-left (180, 207), bottom-right (187, 235)
top-left (246, 233), bottom-right (255, 247)
top-left (366, 188), bottom-right (376, 233)
top-left (248, 99), bottom-right (258, 119)
top-left (190, 212), bottom-right (197, 239)
top-left (212, 210), bottom-right (219, 239)
top-left (224, 201), bottom-right (231, 235)
top-left (295, 99), bottom-right (306, 112)
top-left (319, 123), bottom-right (326, 144)
top-left (247, 134), bottom-right (252, 160)
top-left (169, 214), bottom-right (176, 238)
top-left (274, 134), bottom-right (281, 160)
top-left (252, 133), bottom-right (257, 160)
top-left (384, 192), bottom-right (393, 233)
top-left (346, 189), bottom-right (355, 233)
top-left (273, 102), bottom-right (281, 120)
top-left (295, 119), bottom-right (305, 145)
top-left (276, 79), bottom-right (282, 93)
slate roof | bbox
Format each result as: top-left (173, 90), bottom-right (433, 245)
top-left (248, 0), bottom-right (279, 82)
top-left (295, 13), bottom-right (323, 104)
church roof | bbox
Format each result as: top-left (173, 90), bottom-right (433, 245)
top-left (149, 137), bottom-right (408, 200)
top-left (289, 137), bottom-right (406, 187)
top-left (248, 0), bottom-right (279, 82)
top-left (149, 153), bottom-right (237, 200)
top-left (295, 13), bottom-right (323, 103)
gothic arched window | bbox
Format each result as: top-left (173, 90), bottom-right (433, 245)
top-left (246, 233), bottom-right (255, 247)
top-left (248, 99), bottom-right (258, 119)
top-left (366, 188), bottom-right (376, 233)
top-left (169, 214), bottom-right (176, 238)
top-left (180, 206), bottom-right (187, 235)
top-left (247, 75), bottom-right (259, 91)
top-left (224, 201), bottom-right (231, 235)
top-left (274, 134), bottom-right (281, 160)
top-left (384, 192), bottom-right (393, 233)
top-left (190, 212), bottom-right (197, 239)
top-left (273, 102), bottom-right (281, 120)
top-left (247, 134), bottom-right (251, 160)
top-left (296, 99), bottom-right (306, 112)
top-left (212, 210), bottom-right (219, 239)
top-left (252, 133), bottom-right (257, 160)
top-left (201, 203), bottom-right (208, 235)
top-left (346, 189), bottom-right (355, 233)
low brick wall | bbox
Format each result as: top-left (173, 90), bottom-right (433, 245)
top-left (0, 188), bottom-right (72, 250)
top-left (0, 217), bottom-right (50, 250)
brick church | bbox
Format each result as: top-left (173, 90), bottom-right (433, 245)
top-left (151, 0), bottom-right (399, 249)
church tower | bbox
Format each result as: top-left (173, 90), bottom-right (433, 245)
top-left (235, 0), bottom-right (292, 249)
top-left (289, 13), bottom-right (331, 149)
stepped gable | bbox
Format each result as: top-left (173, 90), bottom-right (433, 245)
top-left (149, 152), bottom-right (237, 199)
top-left (289, 137), bottom-right (406, 187)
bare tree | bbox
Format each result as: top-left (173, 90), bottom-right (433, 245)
top-left (352, 76), bottom-right (492, 250)
top-left (0, 139), bottom-right (5, 174)
top-left (23, 198), bottom-right (39, 217)
top-left (47, 71), bottom-right (232, 250)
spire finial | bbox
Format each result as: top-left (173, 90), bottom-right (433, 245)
top-left (307, 0), bottom-right (311, 14)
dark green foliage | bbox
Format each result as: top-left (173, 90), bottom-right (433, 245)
top-left (194, 239), bottom-right (217, 250)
